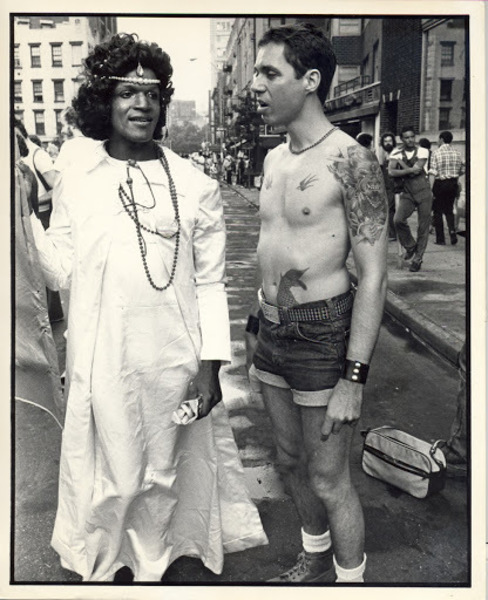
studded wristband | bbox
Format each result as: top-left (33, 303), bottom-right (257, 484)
top-left (342, 359), bottom-right (369, 384)
top-left (245, 315), bottom-right (260, 335)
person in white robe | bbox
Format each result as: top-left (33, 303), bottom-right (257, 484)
top-left (27, 32), bottom-right (267, 583)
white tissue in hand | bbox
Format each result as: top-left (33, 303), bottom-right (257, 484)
top-left (172, 398), bottom-right (200, 425)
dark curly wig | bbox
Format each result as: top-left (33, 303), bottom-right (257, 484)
top-left (73, 33), bottom-right (174, 141)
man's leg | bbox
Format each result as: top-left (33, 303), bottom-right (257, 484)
top-left (393, 193), bottom-right (416, 256)
top-left (442, 180), bottom-right (459, 244)
top-left (261, 382), bottom-right (335, 582)
top-left (301, 406), bottom-right (365, 573)
top-left (432, 185), bottom-right (446, 244)
top-left (261, 383), bottom-right (329, 534)
top-left (413, 192), bottom-right (434, 263)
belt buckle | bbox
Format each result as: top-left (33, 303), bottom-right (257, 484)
top-left (258, 290), bottom-right (281, 324)
top-left (262, 302), bottom-right (281, 324)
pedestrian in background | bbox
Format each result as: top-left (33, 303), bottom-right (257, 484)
top-left (439, 342), bottom-right (468, 477)
top-left (25, 32), bottom-right (266, 582)
top-left (15, 121), bottom-right (64, 323)
top-left (429, 130), bottom-right (465, 246)
top-left (15, 124), bottom-right (56, 230)
top-left (388, 126), bottom-right (433, 272)
top-left (247, 23), bottom-right (387, 584)
top-left (379, 132), bottom-right (397, 241)
top-left (418, 137), bottom-right (432, 172)
top-left (223, 152), bottom-right (234, 184)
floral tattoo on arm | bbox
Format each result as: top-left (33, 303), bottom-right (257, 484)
top-left (328, 146), bottom-right (387, 245)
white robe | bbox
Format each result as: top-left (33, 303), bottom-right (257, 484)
top-left (31, 143), bottom-right (267, 582)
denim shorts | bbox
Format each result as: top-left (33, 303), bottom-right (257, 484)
top-left (252, 290), bottom-right (353, 407)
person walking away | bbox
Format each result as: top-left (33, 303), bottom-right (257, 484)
top-left (429, 130), bottom-right (465, 245)
top-left (246, 23), bottom-right (388, 584)
top-left (388, 126), bottom-right (433, 272)
top-left (25, 33), bottom-right (267, 582)
top-left (379, 132), bottom-right (397, 241)
top-left (223, 153), bottom-right (234, 184)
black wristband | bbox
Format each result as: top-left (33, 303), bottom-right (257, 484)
top-left (245, 314), bottom-right (260, 335)
top-left (342, 359), bottom-right (369, 384)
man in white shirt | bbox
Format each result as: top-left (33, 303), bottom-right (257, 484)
top-left (388, 127), bottom-right (433, 272)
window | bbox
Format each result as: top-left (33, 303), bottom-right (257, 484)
top-left (51, 43), bottom-right (62, 67)
top-left (440, 42), bottom-right (455, 66)
top-left (33, 110), bottom-right (45, 136)
top-left (71, 42), bottom-right (82, 66)
top-left (14, 81), bottom-right (22, 103)
top-left (337, 65), bottom-right (360, 84)
top-left (54, 109), bottom-right (63, 135)
top-left (439, 107), bottom-right (451, 129)
top-left (440, 79), bottom-right (453, 101)
top-left (338, 18), bottom-right (362, 35)
top-left (30, 44), bottom-right (41, 68)
top-left (14, 44), bottom-right (21, 68)
top-left (53, 80), bottom-right (64, 102)
top-left (15, 109), bottom-right (24, 123)
top-left (32, 80), bottom-right (43, 103)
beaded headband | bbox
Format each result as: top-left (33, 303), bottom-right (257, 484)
top-left (107, 75), bottom-right (160, 84)
top-left (101, 61), bottom-right (161, 85)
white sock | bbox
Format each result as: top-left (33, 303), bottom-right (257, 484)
top-left (334, 553), bottom-right (367, 583)
top-left (301, 528), bottom-right (332, 553)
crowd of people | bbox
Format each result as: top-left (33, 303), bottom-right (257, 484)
top-left (14, 22), bottom-right (466, 586)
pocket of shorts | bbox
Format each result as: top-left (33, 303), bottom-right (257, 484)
top-left (294, 321), bottom-right (337, 350)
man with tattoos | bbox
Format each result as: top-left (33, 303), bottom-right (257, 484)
top-left (246, 24), bottom-right (388, 583)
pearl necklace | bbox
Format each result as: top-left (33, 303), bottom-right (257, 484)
top-left (118, 145), bottom-right (180, 291)
top-left (289, 126), bottom-right (338, 155)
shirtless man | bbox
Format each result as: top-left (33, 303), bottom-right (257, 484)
top-left (246, 24), bottom-right (388, 583)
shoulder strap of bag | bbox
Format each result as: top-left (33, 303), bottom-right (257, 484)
top-left (32, 147), bottom-right (51, 192)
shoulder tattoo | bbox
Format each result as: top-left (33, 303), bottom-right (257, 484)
top-left (328, 146), bottom-right (387, 245)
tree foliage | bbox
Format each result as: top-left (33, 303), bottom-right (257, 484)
top-left (167, 120), bottom-right (208, 155)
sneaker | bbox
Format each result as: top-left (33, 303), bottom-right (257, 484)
top-left (267, 549), bottom-right (335, 583)
top-left (409, 259), bottom-right (422, 272)
top-left (403, 247), bottom-right (416, 261)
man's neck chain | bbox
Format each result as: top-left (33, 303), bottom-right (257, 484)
top-left (289, 126), bottom-right (338, 155)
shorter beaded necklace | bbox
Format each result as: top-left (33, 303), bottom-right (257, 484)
top-left (289, 126), bottom-right (338, 155)
top-left (118, 145), bottom-right (180, 291)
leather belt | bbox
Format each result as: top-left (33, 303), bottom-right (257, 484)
top-left (258, 288), bottom-right (353, 325)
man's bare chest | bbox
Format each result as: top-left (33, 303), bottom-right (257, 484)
top-left (260, 159), bottom-right (343, 225)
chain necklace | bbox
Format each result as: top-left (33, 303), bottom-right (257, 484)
top-left (118, 145), bottom-right (180, 291)
top-left (289, 126), bottom-right (338, 155)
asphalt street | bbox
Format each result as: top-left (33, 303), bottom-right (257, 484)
top-left (13, 182), bottom-right (468, 586)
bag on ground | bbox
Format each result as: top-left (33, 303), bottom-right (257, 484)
top-left (361, 426), bottom-right (446, 499)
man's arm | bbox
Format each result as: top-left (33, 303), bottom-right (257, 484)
top-left (323, 145), bottom-right (388, 439)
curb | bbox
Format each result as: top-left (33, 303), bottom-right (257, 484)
top-left (349, 273), bottom-right (462, 367)
top-left (383, 289), bottom-right (463, 366)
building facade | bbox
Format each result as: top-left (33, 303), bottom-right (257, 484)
top-left (211, 16), bottom-right (467, 177)
top-left (209, 18), bottom-right (234, 89)
top-left (13, 15), bottom-right (117, 142)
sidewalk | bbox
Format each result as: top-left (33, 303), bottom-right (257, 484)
top-left (228, 183), bottom-right (466, 366)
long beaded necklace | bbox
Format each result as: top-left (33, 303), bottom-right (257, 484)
top-left (118, 145), bottom-right (180, 291)
top-left (289, 126), bottom-right (338, 155)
